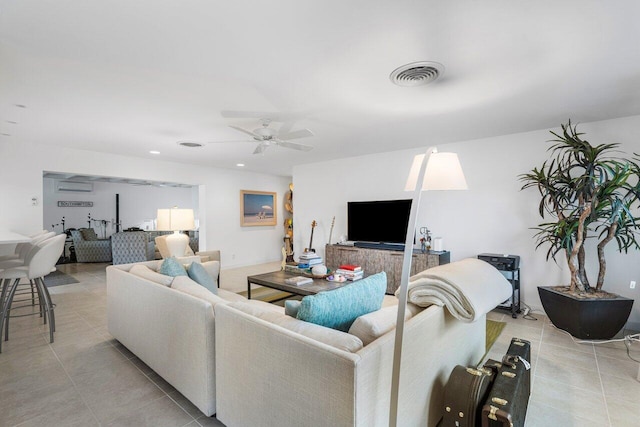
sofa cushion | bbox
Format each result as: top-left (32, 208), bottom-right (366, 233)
top-left (129, 264), bottom-right (174, 286)
top-left (159, 256), bottom-right (188, 277)
top-left (284, 300), bottom-right (301, 317)
top-left (217, 289), bottom-right (248, 303)
top-left (187, 262), bottom-right (217, 294)
top-left (348, 303), bottom-right (422, 346)
top-left (171, 276), bottom-right (227, 307)
top-left (229, 301), bottom-right (363, 353)
top-left (297, 272), bottom-right (387, 332)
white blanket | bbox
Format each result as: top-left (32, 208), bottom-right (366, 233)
top-left (396, 258), bottom-right (513, 322)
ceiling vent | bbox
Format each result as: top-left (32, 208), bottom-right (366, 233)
top-left (177, 141), bottom-right (203, 148)
top-left (56, 181), bottom-right (93, 192)
top-left (389, 61), bottom-right (444, 87)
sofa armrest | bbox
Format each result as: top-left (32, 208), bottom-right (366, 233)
top-left (196, 250), bottom-right (220, 263)
top-left (107, 266), bottom-right (217, 416)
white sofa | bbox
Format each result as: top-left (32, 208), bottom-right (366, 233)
top-left (214, 299), bottom-right (486, 427)
top-left (106, 252), bottom-right (245, 416)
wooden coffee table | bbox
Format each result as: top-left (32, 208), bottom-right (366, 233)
top-left (246, 270), bottom-right (351, 300)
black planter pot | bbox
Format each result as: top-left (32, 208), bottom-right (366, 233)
top-left (538, 286), bottom-right (634, 339)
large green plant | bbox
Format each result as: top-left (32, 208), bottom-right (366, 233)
top-left (520, 121), bottom-right (640, 293)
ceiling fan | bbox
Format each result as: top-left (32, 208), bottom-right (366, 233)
top-left (209, 119), bottom-right (314, 154)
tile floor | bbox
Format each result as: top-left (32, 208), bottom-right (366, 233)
top-left (0, 262), bottom-right (638, 426)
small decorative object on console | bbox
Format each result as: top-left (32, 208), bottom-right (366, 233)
top-left (311, 265), bottom-right (328, 275)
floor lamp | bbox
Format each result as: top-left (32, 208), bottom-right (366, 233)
top-left (389, 147), bottom-right (468, 427)
top-left (157, 208), bottom-right (195, 257)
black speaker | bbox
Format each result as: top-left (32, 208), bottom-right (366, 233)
top-left (478, 253), bottom-right (520, 271)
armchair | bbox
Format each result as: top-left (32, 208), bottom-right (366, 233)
top-left (111, 231), bottom-right (155, 265)
top-left (70, 229), bottom-right (112, 263)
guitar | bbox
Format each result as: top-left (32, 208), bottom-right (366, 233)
top-left (284, 235), bottom-right (295, 264)
top-left (328, 216), bottom-right (335, 245)
top-left (305, 220), bottom-right (317, 253)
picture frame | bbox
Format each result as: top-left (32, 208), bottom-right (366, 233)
top-left (240, 190), bottom-right (277, 227)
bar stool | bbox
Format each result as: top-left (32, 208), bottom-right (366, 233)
top-left (0, 234), bottom-right (65, 353)
top-left (0, 232), bottom-right (56, 320)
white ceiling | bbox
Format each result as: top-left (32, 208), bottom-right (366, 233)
top-left (2, 1), bottom-right (640, 176)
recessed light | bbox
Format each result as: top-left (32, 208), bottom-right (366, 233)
top-left (6, 120), bottom-right (17, 124)
top-left (149, 150), bottom-right (160, 155)
top-left (14, 104), bottom-right (26, 108)
top-left (1, 133), bottom-right (11, 137)
top-left (236, 163), bottom-right (245, 167)
top-left (177, 141), bottom-right (203, 148)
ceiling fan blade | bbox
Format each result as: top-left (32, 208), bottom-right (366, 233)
top-left (275, 140), bottom-right (314, 152)
top-left (253, 143), bottom-right (267, 154)
top-left (229, 125), bottom-right (259, 138)
top-left (277, 128), bottom-right (314, 140)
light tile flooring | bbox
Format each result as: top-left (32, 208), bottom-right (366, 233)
top-left (485, 311), bottom-right (640, 427)
top-left (0, 262), bottom-right (638, 426)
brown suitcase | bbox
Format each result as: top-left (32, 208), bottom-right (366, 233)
top-left (442, 363), bottom-right (496, 427)
top-left (481, 338), bottom-right (531, 427)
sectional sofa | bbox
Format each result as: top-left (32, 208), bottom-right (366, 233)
top-left (106, 258), bottom-right (498, 426)
top-left (106, 253), bottom-right (243, 416)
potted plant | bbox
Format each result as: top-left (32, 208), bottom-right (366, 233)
top-left (520, 121), bottom-right (640, 339)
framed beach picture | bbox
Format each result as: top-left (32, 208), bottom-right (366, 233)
top-left (240, 190), bottom-right (277, 226)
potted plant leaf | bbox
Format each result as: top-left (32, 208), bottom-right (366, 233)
top-left (520, 121), bottom-right (640, 339)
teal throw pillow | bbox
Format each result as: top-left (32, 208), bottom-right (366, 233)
top-left (159, 257), bottom-right (188, 277)
top-left (284, 300), bottom-right (301, 317)
top-left (187, 262), bottom-right (217, 294)
top-left (297, 272), bottom-right (387, 332)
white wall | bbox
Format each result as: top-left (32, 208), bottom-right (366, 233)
top-left (43, 178), bottom-right (197, 237)
top-left (0, 141), bottom-right (290, 269)
top-left (293, 115), bottom-right (640, 328)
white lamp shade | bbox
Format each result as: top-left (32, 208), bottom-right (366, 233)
top-left (156, 208), bottom-right (195, 231)
top-left (405, 152), bottom-right (468, 191)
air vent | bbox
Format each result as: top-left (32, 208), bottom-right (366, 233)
top-left (177, 141), bottom-right (203, 148)
top-left (390, 61), bottom-right (444, 87)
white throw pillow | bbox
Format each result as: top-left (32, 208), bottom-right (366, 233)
top-left (200, 261), bottom-right (220, 283)
top-left (129, 264), bottom-right (174, 286)
top-left (348, 303), bottom-right (422, 346)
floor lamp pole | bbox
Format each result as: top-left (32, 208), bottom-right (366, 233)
top-left (389, 147), bottom-right (434, 427)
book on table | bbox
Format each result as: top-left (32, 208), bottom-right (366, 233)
top-left (339, 264), bottom-right (362, 271)
top-left (284, 276), bottom-right (314, 286)
top-left (335, 269), bottom-right (364, 281)
top-left (298, 257), bottom-right (323, 269)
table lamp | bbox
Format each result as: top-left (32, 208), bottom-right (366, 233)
top-left (390, 147), bottom-right (467, 427)
top-left (156, 208), bottom-right (195, 257)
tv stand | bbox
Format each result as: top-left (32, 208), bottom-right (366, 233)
top-left (325, 244), bottom-right (450, 294)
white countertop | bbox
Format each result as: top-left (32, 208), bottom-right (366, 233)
top-left (0, 231), bottom-right (31, 244)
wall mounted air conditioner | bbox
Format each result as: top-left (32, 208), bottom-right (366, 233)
top-left (56, 181), bottom-right (93, 192)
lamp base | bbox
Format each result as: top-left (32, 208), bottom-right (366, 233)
top-left (165, 231), bottom-right (189, 257)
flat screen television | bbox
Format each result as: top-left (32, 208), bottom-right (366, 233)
top-left (347, 199), bottom-right (412, 244)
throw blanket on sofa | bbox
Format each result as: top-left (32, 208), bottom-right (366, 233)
top-left (396, 258), bottom-right (512, 322)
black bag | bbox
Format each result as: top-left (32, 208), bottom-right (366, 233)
top-left (442, 362), bottom-right (497, 427)
top-left (481, 338), bottom-right (531, 427)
